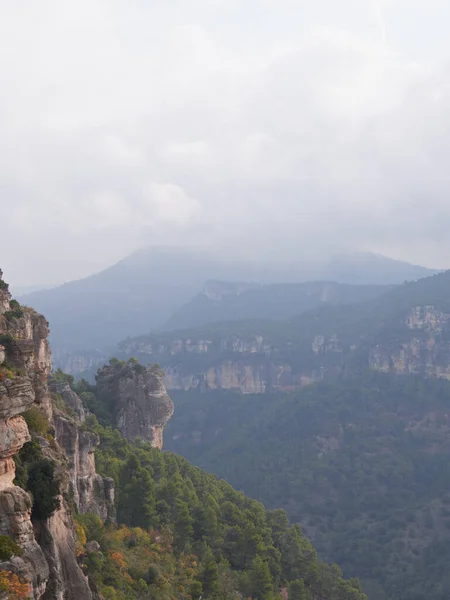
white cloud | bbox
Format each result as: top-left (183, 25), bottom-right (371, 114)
top-left (1, 0), bottom-right (450, 284)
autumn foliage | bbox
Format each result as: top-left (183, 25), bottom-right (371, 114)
top-left (0, 571), bottom-right (31, 599)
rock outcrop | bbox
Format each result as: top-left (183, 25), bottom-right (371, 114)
top-left (50, 380), bottom-right (115, 521)
top-left (0, 270), bottom-right (114, 599)
top-left (164, 362), bottom-right (320, 394)
top-left (369, 306), bottom-right (450, 379)
top-left (95, 360), bottom-right (174, 447)
top-left (119, 301), bottom-right (450, 393)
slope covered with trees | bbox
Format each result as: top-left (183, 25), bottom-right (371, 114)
top-left (164, 373), bottom-right (450, 600)
top-left (46, 372), bottom-right (366, 600)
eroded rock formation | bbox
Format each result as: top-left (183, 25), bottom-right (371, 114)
top-left (96, 361), bottom-right (174, 447)
top-left (0, 270), bottom-right (114, 598)
top-left (50, 380), bottom-right (115, 521)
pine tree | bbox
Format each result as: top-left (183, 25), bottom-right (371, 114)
top-left (289, 579), bottom-right (306, 600)
top-left (249, 555), bottom-right (274, 600)
top-left (199, 549), bottom-right (220, 598)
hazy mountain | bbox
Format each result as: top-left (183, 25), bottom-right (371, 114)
top-left (164, 279), bottom-right (395, 331)
top-left (119, 269), bottom-right (450, 393)
top-left (9, 283), bottom-right (54, 296)
top-left (20, 246), bottom-right (437, 362)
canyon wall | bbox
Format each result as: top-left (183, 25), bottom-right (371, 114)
top-left (0, 271), bottom-right (114, 599)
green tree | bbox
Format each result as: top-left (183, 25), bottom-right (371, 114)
top-left (117, 454), bottom-right (155, 529)
top-left (289, 579), bottom-right (306, 600)
top-left (173, 499), bottom-right (194, 552)
top-left (199, 550), bottom-right (220, 599)
top-left (27, 459), bottom-right (60, 519)
top-left (248, 555), bottom-right (274, 600)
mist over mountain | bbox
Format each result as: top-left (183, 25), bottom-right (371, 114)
top-left (20, 246), bottom-right (436, 363)
top-left (164, 279), bottom-right (395, 331)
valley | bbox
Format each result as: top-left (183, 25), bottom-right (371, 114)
top-left (5, 257), bottom-right (450, 599)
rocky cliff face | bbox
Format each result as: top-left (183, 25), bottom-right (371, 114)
top-left (120, 302), bottom-right (450, 393)
top-left (0, 270), bottom-right (114, 599)
top-left (95, 361), bottom-right (174, 447)
top-left (121, 333), bottom-right (333, 393)
top-left (165, 362), bottom-right (320, 394)
top-left (50, 380), bottom-right (115, 521)
top-left (369, 306), bottom-right (450, 379)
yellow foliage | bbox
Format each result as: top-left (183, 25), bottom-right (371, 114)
top-left (0, 570), bottom-right (31, 599)
top-left (75, 521), bottom-right (87, 556)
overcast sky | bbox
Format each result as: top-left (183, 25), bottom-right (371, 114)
top-left (2, 0), bottom-right (450, 285)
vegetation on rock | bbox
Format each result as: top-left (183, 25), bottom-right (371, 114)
top-left (14, 440), bottom-right (60, 520)
top-left (0, 536), bottom-right (23, 561)
top-left (0, 570), bottom-right (30, 599)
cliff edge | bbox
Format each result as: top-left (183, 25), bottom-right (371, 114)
top-left (0, 270), bottom-right (114, 599)
top-left (95, 359), bottom-right (174, 447)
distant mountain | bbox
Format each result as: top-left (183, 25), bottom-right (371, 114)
top-left (9, 283), bottom-right (54, 296)
top-left (119, 269), bottom-right (450, 393)
top-left (314, 252), bottom-right (438, 285)
top-left (20, 246), bottom-right (437, 368)
top-left (164, 279), bottom-right (394, 331)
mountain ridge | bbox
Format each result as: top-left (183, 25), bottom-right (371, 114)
top-left (20, 247), bottom-right (437, 355)
top-left (119, 269), bottom-right (450, 393)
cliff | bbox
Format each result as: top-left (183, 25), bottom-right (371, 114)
top-left (0, 270), bottom-right (114, 599)
top-left (95, 360), bottom-right (174, 447)
top-left (118, 272), bottom-right (450, 393)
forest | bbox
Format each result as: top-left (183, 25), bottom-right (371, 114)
top-left (164, 373), bottom-right (450, 600)
top-left (11, 371), bottom-right (366, 600)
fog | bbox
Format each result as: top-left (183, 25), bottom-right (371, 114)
top-left (2, 0), bottom-right (450, 285)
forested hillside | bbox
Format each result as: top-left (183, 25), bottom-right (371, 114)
top-left (164, 373), bottom-right (450, 600)
top-left (54, 372), bottom-right (367, 600)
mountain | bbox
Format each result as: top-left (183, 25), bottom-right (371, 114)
top-left (163, 373), bottom-right (450, 600)
top-left (19, 246), bottom-right (437, 372)
top-left (164, 280), bottom-right (394, 331)
top-left (1, 267), bottom-right (367, 599)
top-left (119, 270), bottom-right (450, 393)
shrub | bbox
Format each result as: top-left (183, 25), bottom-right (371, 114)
top-left (0, 536), bottom-right (23, 561)
top-left (13, 440), bottom-right (43, 491)
top-left (0, 571), bottom-right (30, 599)
top-left (22, 407), bottom-right (49, 436)
top-left (0, 366), bottom-right (15, 381)
top-left (9, 300), bottom-right (21, 311)
top-left (0, 334), bottom-right (13, 355)
top-left (52, 369), bottom-right (74, 387)
top-left (27, 459), bottom-right (61, 520)
top-left (0, 279), bottom-right (8, 290)
top-left (4, 301), bottom-right (24, 321)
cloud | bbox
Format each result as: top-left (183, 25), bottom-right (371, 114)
top-left (1, 0), bottom-right (450, 284)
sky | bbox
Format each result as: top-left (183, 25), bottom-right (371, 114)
top-left (2, 0), bottom-right (450, 286)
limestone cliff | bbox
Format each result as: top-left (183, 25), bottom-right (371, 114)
top-left (369, 305), bottom-right (450, 379)
top-left (0, 270), bottom-right (114, 599)
top-left (164, 361), bottom-right (320, 394)
top-left (121, 334), bottom-right (331, 394)
top-left (50, 380), bottom-right (115, 521)
top-left (120, 300), bottom-right (450, 393)
top-left (95, 360), bottom-right (174, 447)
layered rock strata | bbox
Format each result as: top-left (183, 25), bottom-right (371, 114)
top-left (0, 270), bottom-right (114, 598)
